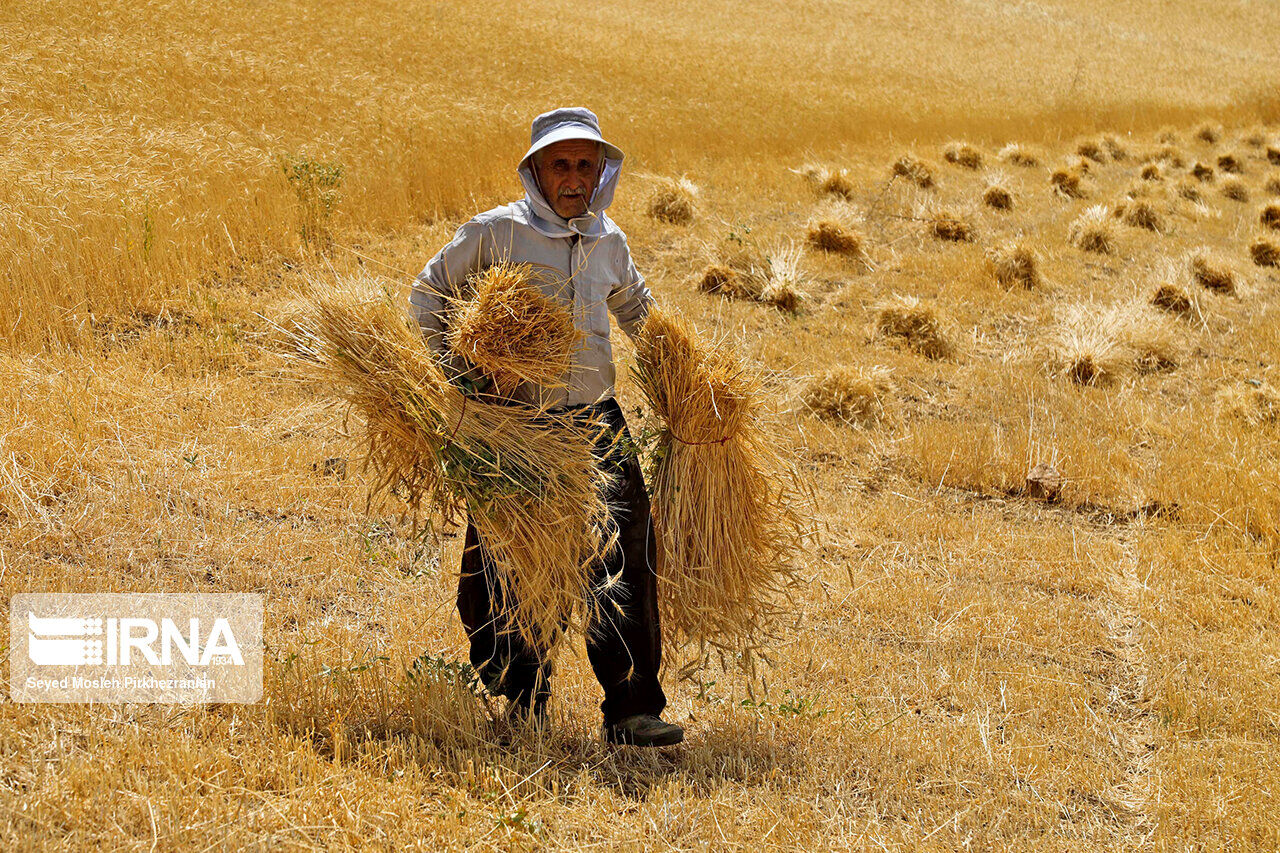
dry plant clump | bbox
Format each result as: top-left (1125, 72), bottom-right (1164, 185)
top-left (1076, 139), bottom-right (1107, 163)
top-left (760, 243), bottom-right (810, 313)
top-left (1120, 199), bottom-right (1167, 232)
top-left (1267, 175), bottom-right (1280, 196)
top-left (1069, 205), bottom-right (1117, 253)
top-left (943, 141), bottom-right (984, 169)
top-left (806, 218), bottom-right (864, 257)
top-left (982, 178), bottom-right (1014, 210)
top-left (987, 240), bottom-right (1041, 289)
top-left (1251, 238), bottom-right (1280, 267)
top-left (1261, 203), bottom-right (1280, 230)
top-left (1175, 178), bottom-right (1204, 202)
top-left (1144, 144), bottom-right (1185, 167)
top-left (1141, 163), bottom-right (1163, 181)
top-left (875, 294), bottom-right (954, 359)
top-left (799, 164), bottom-right (855, 199)
top-left (1192, 162), bottom-right (1215, 182)
top-left (1268, 146), bottom-right (1280, 165)
top-left (647, 176), bottom-right (698, 225)
top-left (1216, 152), bottom-right (1243, 174)
top-left (801, 364), bottom-right (893, 427)
top-left (1150, 281), bottom-right (1195, 318)
top-left (699, 240), bottom-right (809, 313)
top-left (1049, 301), bottom-right (1184, 385)
top-left (632, 309), bottom-right (806, 672)
top-left (447, 263), bottom-right (582, 392)
top-left (891, 153), bottom-right (937, 188)
top-left (1220, 178), bottom-right (1248, 202)
top-left (1156, 127), bottom-right (1180, 144)
top-left (1189, 250), bottom-right (1237, 294)
top-left (292, 274), bottom-right (611, 651)
top-left (1050, 167), bottom-right (1086, 198)
top-left (997, 143), bottom-right (1039, 166)
top-left (697, 263), bottom-right (751, 299)
top-left (1102, 134), bottom-right (1130, 161)
top-left (928, 207), bottom-right (975, 241)
top-left (1195, 122), bottom-right (1222, 144)
top-left (1214, 381), bottom-right (1280, 426)
top-left (1244, 130), bottom-right (1268, 148)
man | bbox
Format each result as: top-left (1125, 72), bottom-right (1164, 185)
top-left (410, 107), bottom-right (683, 748)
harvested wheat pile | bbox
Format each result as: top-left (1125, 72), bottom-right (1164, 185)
top-left (1189, 251), bottom-right (1237, 294)
top-left (293, 274), bottom-right (611, 651)
top-left (1103, 134), bottom-right (1130, 161)
top-left (1141, 164), bottom-right (1163, 181)
top-left (1144, 144), bottom-right (1185, 168)
top-left (928, 208), bottom-right (975, 241)
top-left (1267, 176), bottom-right (1280, 196)
top-left (1261, 203), bottom-right (1280, 230)
top-left (798, 164), bottom-right (854, 199)
top-left (943, 141), bottom-right (983, 169)
top-left (998, 143), bottom-right (1039, 167)
top-left (892, 154), bottom-right (936, 188)
top-left (1150, 282), bottom-right (1195, 318)
top-left (1221, 178), bottom-right (1248, 202)
top-left (1192, 162), bottom-right (1215, 182)
top-left (1215, 381), bottom-right (1280, 426)
top-left (1195, 123), bottom-right (1222, 144)
top-left (801, 364), bottom-right (893, 427)
top-left (1268, 146), bottom-right (1280, 166)
top-left (647, 176), bottom-right (698, 225)
top-left (447, 263), bottom-right (582, 393)
top-left (699, 241), bottom-right (807, 312)
top-left (982, 179), bottom-right (1014, 210)
top-left (697, 263), bottom-right (754, 300)
top-left (1069, 205), bottom-right (1116, 254)
top-left (760, 243), bottom-right (809, 313)
top-left (806, 219), bottom-right (863, 257)
top-left (1175, 179), bottom-right (1204, 203)
top-left (1049, 302), bottom-right (1183, 385)
top-left (987, 241), bottom-right (1040, 289)
top-left (1076, 139), bottom-right (1106, 163)
top-left (1217, 152), bottom-right (1243, 174)
top-left (876, 294), bottom-right (954, 358)
top-left (1251, 238), bottom-right (1280, 267)
top-left (633, 309), bottom-right (806, 674)
top-left (1051, 167), bottom-right (1085, 198)
top-left (1121, 199), bottom-right (1166, 232)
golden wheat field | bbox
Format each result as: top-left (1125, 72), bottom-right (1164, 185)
top-left (5, 0), bottom-right (1280, 848)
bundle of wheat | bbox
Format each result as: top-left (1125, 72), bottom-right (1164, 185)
top-left (1216, 152), bottom-right (1243, 174)
top-left (1215, 381), bottom-right (1280, 427)
top-left (1051, 167), bottom-right (1085, 198)
top-left (982, 177), bottom-right (1014, 210)
top-left (875, 294), bottom-right (954, 358)
top-left (1076, 139), bottom-right (1106, 163)
top-left (997, 143), bottom-right (1039, 167)
top-left (1195, 123), bottom-right (1222, 144)
top-left (633, 309), bottom-right (806, 675)
top-left (1251, 238), bottom-right (1280, 267)
top-left (943, 141), bottom-right (983, 169)
top-left (1189, 251), bottom-right (1237, 294)
top-left (1150, 282), bottom-right (1195, 318)
top-left (1192, 162), bottom-right (1215, 182)
top-left (1221, 178), bottom-right (1248, 202)
top-left (892, 154), bottom-right (937, 188)
top-left (1121, 200), bottom-right (1166, 232)
top-left (805, 219), bottom-right (863, 256)
top-left (647, 176), bottom-right (698, 225)
top-left (293, 274), bottom-right (612, 652)
top-left (797, 164), bottom-right (854, 199)
top-left (801, 364), bottom-right (893, 427)
top-left (928, 207), bottom-right (975, 241)
top-left (987, 241), bottom-right (1041, 289)
top-left (1261, 203), bottom-right (1280, 230)
top-left (446, 263), bottom-right (582, 394)
top-left (1069, 205), bottom-right (1116, 254)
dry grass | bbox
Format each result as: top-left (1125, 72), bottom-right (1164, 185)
top-left (1216, 152), bottom-right (1243, 173)
top-left (1070, 205), bottom-right (1118, 253)
top-left (1267, 175), bottom-right (1280, 196)
top-left (1048, 301), bottom-right (1184, 384)
top-left (647, 176), bottom-right (699, 225)
top-left (1102, 134), bottom-right (1130, 160)
top-left (1195, 122), bottom-right (1223, 143)
top-left (1192, 162), bottom-right (1216, 181)
top-left (1261, 203), bottom-right (1280, 230)
top-left (699, 241), bottom-right (808, 313)
top-left (987, 240), bottom-right (1041, 288)
top-left (1251, 237), bottom-right (1280, 267)
top-left (1120, 199), bottom-right (1167, 232)
top-left (943, 141), bottom-right (984, 169)
top-left (891, 153), bottom-right (937, 188)
top-left (1076, 138), bottom-right (1107, 163)
top-left (1221, 178), bottom-right (1249, 202)
top-left (981, 176), bottom-right (1014, 210)
top-left (446, 262), bottom-right (582, 393)
top-left (927, 207), bottom-right (976, 241)
top-left (1141, 163), bottom-right (1164, 181)
top-left (805, 218), bottom-right (864, 257)
top-left (799, 164), bottom-right (855, 199)
top-left (1189, 250), bottom-right (1238, 294)
top-left (1175, 178), bottom-right (1205, 202)
top-left (1150, 281), bottom-right (1197, 319)
top-left (801, 365), bottom-right (893, 427)
top-left (632, 310), bottom-right (805, 672)
top-left (1214, 381), bottom-right (1280, 426)
top-left (997, 142), bottom-right (1039, 166)
top-left (1051, 166), bottom-right (1086, 198)
top-left (875, 294), bottom-right (954, 358)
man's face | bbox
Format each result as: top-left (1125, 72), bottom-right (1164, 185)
top-left (534, 139), bottom-right (603, 220)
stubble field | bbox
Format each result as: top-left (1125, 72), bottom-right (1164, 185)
top-left (3, 1), bottom-right (1280, 849)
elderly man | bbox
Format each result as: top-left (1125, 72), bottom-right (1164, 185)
top-left (410, 107), bottom-right (683, 747)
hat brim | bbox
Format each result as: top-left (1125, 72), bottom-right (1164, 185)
top-left (521, 126), bottom-right (624, 165)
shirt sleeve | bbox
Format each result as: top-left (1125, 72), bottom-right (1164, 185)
top-left (605, 231), bottom-right (654, 341)
top-left (409, 217), bottom-right (488, 363)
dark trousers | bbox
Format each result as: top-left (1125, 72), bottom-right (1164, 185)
top-left (456, 398), bottom-right (666, 726)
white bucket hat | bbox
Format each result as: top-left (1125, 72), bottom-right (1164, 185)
top-left (521, 107), bottom-right (624, 164)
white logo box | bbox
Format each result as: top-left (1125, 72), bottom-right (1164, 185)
top-left (11, 593), bottom-right (263, 704)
